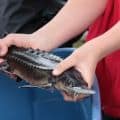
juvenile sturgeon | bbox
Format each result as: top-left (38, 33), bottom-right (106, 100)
top-left (0, 46), bottom-right (95, 96)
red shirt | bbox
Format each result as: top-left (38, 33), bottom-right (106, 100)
top-left (87, 0), bottom-right (120, 118)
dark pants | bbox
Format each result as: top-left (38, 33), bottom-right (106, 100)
top-left (102, 112), bottom-right (120, 120)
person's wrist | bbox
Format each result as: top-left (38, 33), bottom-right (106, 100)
top-left (86, 37), bottom-right (108, 62)
top-left (30, 32), bottom-right (54, 51)
top-left (79, 40), bottom-right (101, 64)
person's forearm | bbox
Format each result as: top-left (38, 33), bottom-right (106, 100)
top-left (85, 21), bottom-right (120, 61)
top-left (33, 0), bottom-right (107, 51)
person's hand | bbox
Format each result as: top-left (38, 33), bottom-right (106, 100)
top-left (0, 33), bottom-right (100, 102)
top-left (0, 32), bottom-right (54, 62)
top-left (0, 33), bottom-right (32, 62)
top-left (53, 42), bottom-right (99, 102)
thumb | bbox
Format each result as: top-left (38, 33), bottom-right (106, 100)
top-left (53, 56), bottom-right (75, 76)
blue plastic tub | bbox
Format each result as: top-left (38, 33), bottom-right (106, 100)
top-left (0, 48), bottom-right (101, 120)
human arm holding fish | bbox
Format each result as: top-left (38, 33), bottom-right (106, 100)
top-left (0, 0), bottom-right (120, 101)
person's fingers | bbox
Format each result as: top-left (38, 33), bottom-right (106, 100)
top-left (61, 92), bottom-right (87, 102)
top-left (3, 34), bottom-right (32, 48)
top-left (0, 58), bottom-right (4, 63)
top-left (0, 34), bottom-right (33, 57)
top-left (0, 41), bottom-right (8, 56)
top-left (73, 94), bottom-right (90, 101)
top-left (75, 63), bottom-right (94, 88)
top-left (53, 56), bottom-right (75, 76)
top-left (61, 92), bottom-right (75, 101)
